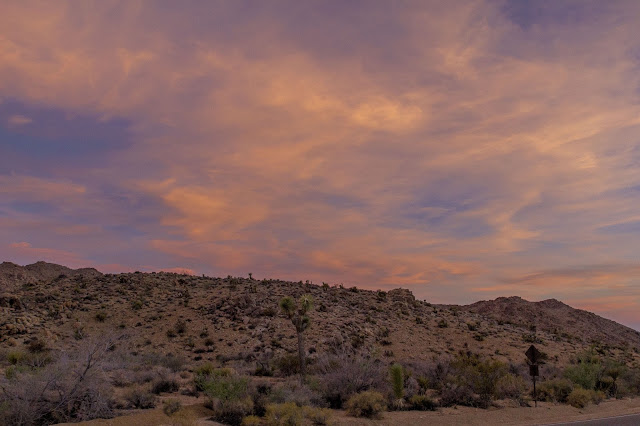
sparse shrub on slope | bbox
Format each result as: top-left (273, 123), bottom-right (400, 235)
top-left (199, 368), bottom-right (253, 426)
top-left (315, 355), bottom-right (387, 409)
top-left (0, 337), bottom-right (116, 425)
top-left (264, 402), bottom-right (303, 425)
top-left (125, 387), bottom-right (156, 409)
top-left (345, 391), bottom-right (386, 419)
top-left (447, 351), bottom-right (509, 407)
top-left (494, 373), bottom-right (528, 400)
top-left (567, 387), bottom-right (592, 408)
top-left (537, 378), bottom-right (574, 403)
top-left (408, 395), bottom-right (437, 411)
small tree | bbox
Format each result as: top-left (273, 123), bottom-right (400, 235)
top-left (279, 294), bottom-right (313, 381)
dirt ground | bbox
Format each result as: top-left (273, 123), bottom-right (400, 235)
top-left (59, 397), bottom-right (640, 426)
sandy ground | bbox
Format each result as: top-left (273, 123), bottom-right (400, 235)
top-left (59, 397), bottom-right (640, 426)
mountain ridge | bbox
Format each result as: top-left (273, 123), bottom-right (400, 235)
top-left (1, 261), bottom-right (639, 373)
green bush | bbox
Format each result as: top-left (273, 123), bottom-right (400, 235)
top-left (194, 362), bottom-right (217, 377)
top-left (264, 402), bottom-right (303, 425)
top-left (567, 387), bottom-right (591, 408)
top-left (195, 367), bottom-right (236, 392)
top-left (202, 374), bottom-right (249, 402)
top-left (302, 406), bottom-right (334, 425)
top-left (408, 395), bottom-right (436, 411)
top-left (537, 378), bottom-right (574, 403)
top-left (565, 362), bottom-right (601, 391)
top-left (6, 351), bottom-right (26, 365)
top-left (345, 391), bottom-right (386, 419)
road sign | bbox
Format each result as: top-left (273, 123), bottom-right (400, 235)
top-left (526, 345), bottom-right (542, 364)
top-left (525, 345), bottom-right (542, 407)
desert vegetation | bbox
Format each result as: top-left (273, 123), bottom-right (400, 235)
top-left (1, 262), bottom-right (640, 425)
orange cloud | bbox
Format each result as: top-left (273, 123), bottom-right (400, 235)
top-left (2, 1), bottom-right (640, 329)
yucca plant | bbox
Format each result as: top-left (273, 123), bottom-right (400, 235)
top-left (279, 294), bottom-right (313, 381)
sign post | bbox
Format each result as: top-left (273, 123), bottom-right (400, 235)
top-left (525, 345), bottom-right (542, 407)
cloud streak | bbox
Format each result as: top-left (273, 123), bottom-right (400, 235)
top-left (1, 1), bottom-right (640, 329)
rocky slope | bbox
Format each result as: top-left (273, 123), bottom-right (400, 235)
top-left (1, 262), bottom-right (639, 375)
top-left (459, 296), bottom-right (640, 351)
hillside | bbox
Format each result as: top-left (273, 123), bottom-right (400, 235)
top-left (459, 296), bottom-right (640, 351)
top-left (2, 261), bottom-right (639, 374)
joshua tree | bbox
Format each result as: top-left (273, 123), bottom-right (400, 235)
top-left (279, 294), bottom-right (313, 381)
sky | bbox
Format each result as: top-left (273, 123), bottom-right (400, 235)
top-left (1, 1), bottom-right (640, 330)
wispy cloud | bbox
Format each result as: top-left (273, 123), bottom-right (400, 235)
top-left (1, 1), bottom-right (640, 328)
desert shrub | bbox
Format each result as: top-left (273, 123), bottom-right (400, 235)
top-left (424, 358), bottom-right (453, 391)
top-left (6, 351), bottom-right (26, 365)
top-left (264, 402), bottom-right (303, 425)
top-left (273, 354), bottom-right (300, 377)
top-left (201, 374), bottom-right (249, 402)
top-left (437, 319), bottom-right (448, 328)
top-left (448, 352), bottom-right (508, 407)
top-left (619, 368), bottom-right (640, 397)
top-left (345, 391), bottom-right (386, 419)
top-left (302, 406), bottom-right (334, 425)
top-left (537, 378), bottom-right (574, 403)
top-left (194, 366), bottom-right (234, 391)
top-left (175, 319), bottom-right (187, 334)
top-left (268, 379), bottom-right (325, 408)
top-left (95, 311), bottom-right (107, 322)
top-left (160, 353), bottom-right (185, 372)
top-left (315, 355), bottom-right (387, 408)
top-left (152, 378), bottom-right (180, 394)
top-left (199, 369), bottom-right (254, 425)
top-left (194, 362), bottom-right (216, 377)
top-left (408, 395), bottom-right (436, 411)
top-left (0, 338), bottom-right (116, 425)
top-left (125, 388), bottom-right (156, 409)
top-left (26, 338), bottom-right (47, 354)
top-left (131, 300), bottom-right (143, 310)
top-left (162, 399), bottom-right (182, 416)
top-left (567, 387), bottom-right (591, 408)
top-left (494, 373), bottom-right (528, 400)
top-left (242, 415), bottom-right (263, 426)
top-left (591, 390), bottom-right (605, 405)
top-left (210, 397), bottom-right (254, 426)
top-left (564, 362), bottom-right (601, 391)
top-left (439, 382), bottom-right (477, 407)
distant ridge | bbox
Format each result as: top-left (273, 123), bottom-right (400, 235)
top-left (1, 261), bottom-right (639, 369)
top-left (460, 295), bottom-right (640, 350)
top-left (0, 261), bottom-right (102, 292)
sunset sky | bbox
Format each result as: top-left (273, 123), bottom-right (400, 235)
top-left (2, 1), bottom-right (640, 330)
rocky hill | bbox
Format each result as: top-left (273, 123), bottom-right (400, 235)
top-left (1, 262), bottom-right (639, 375)
top-left (459, 296), bottom-right (640, 351)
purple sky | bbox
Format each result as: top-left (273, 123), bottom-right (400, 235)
top-left (1, 1), bottom-right (640, 330)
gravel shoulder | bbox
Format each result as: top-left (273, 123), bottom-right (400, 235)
top-left (60, 397), bottom-right (640, 426)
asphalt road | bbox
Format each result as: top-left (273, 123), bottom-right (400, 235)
top-left (545, 413), bottom-right (640, 426)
